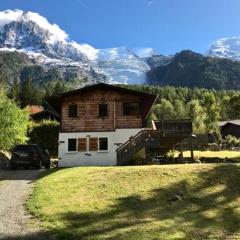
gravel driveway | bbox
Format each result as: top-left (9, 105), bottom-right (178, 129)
top-left (0, 170), bottom-right (54, 240)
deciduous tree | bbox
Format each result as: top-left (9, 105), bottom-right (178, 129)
top-left (0, 90), bottom-right (29, 151)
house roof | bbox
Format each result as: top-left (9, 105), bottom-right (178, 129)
top-left (26, 105), bottom-right (44, 114)
top-left (46, 83), bottom-right (158, 119)
top-left (61, 83), bottom-right (157, 98)
top-left (30, 110), bottom-right (60, 121)
top-left (219, 120), bottom-right (240, 127)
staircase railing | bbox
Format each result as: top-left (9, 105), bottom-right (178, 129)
top-left (116, 120), bottom-right (193, 165)
top-left (116, 129), bottom-right (156, 165)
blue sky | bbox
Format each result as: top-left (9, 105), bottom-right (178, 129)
top-left (0, 0), bottom-right (240, 55)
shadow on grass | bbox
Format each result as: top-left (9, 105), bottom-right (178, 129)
top-left (0, 232), bottom-right (56, 240)
top-left (0, 168), bottom-right (59, 182)
top-left (4, 164), bottom-right (240, 240)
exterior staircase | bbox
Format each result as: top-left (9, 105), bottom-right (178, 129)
top-left (116, 120), bottom-right (192, 165)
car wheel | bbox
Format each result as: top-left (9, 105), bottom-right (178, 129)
top-left (36, 160), bottom-right (43, 169)
top-left (45, 161), bottom-right (50, 169)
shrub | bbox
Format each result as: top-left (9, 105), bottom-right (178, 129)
top-left (222, 135), bottom-right (240, 149)
top-left (165, 150), bottom-right (177, 161)
top-left (0, 90), bottom-right (29, 151)
top-left (28, 120), bottom-right (59, 157)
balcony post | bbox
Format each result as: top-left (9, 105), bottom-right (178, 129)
top-left (180, 141), bottom-right (183, 157)
top-left (190, 135), bottom-right (194, 162)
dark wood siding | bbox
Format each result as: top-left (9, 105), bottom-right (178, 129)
top-left (115, 101), bottom-right (142, 129)
top-left (61, 89), bottom-right (144, 132)
top-left (221, 123), bottom-right (240, 138)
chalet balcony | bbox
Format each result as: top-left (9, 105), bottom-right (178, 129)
top-left (153, 120), bottom-right (193, 137)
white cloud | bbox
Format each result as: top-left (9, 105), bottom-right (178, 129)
top-left (75, 0), bottom-right (88, 8)
top-left (24, 11), bottom-right (68, 42)
top-left (147, 0), bottom-right (156, 6)
top-left (0, 9), bottom-right (23, 27)
top-left (0, 9), bottom-right (68, 42)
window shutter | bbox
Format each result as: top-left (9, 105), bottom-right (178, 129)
top-left (78, 138), bottom-right (87, 152)
top-left (89, 137), bottom-right (98, 151)
top-left (90, 104), bottom-right (98, 117)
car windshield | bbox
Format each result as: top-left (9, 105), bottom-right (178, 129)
top-left (13, 146), bottom-right (36, 153)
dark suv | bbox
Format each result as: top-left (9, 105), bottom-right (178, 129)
top-left (10, 144), bottom-right (50, 169)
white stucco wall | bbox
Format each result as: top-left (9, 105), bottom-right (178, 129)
top-left (58, 129), bottom-right (142, 167)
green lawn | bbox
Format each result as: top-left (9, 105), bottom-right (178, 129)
top-left (183, 150), bottom-right (240, 161)
top-left (28, 164), bottom-right (240, 240)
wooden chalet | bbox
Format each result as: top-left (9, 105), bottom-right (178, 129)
top-left (47, 83), bottom-right (193, 166)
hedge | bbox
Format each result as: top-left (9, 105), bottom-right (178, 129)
top-left (28, 120), bottom-right (59, 157)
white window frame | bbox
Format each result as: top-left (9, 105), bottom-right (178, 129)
top-left (67, 138), bottom-right (78, 153)
top-left (98, 137), bottom-right (109, 152)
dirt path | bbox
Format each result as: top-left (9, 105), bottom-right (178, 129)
top-left (0, 170), bottom-right (54, 240)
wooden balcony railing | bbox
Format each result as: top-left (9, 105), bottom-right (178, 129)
top-left (154, 120), bottom-right (192, 137)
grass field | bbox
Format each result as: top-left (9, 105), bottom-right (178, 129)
top-left (183, 150), bottom-right (240, 161)
top-left (28, 164), bottom-right (240, 240)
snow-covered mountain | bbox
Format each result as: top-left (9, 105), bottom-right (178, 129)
top-left (0, 9), bottom-right (153, 84)
top-left (208, 37), bottom-right (240, 61)
top-left (93, 47), bottom-right (150, 84)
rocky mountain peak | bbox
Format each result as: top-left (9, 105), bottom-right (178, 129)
top-left (0, 9), bottom-right (159, 84)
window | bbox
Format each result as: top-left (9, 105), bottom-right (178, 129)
top-left (68, 105), bottom-right (78, 118)
top-left (99, 138), bottom-right (108, 151)
top-left (68, 138), bottom-right (77, 152)
top-left (123, 102), bottom-right (141, 116)
top-left (99, 104), bottom-right (108, 117)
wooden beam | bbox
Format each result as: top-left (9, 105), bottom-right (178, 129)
top-left (190, 136), bottom-right (194, 162)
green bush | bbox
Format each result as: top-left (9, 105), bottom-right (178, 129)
top-left (0, 90), bottom-right (29, 151)
top-left (222, 135), bottom-right (240, 149)
top-left (165, 150), bottom-right (177, 161)
top-left (28, 120), bottom-right (59, 157)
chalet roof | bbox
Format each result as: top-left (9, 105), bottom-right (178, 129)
top-left (61, 83), bottom-right (157, 98)
top-left (26, 105), bottom-right (44, 114)
top-left (30, 110), bottom-right (60, 122)
top-left (219, 120), bottom-right (240, 127)
top-left (46, 83), bottom-right (158, 119)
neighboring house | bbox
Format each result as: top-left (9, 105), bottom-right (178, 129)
top-left (47, 83), bottom-right (192, 167)
top-left (26, 105), bottom-right (44, 114)
top-left (30, 110), bottom-right (60, 122)
top-left (27, 105), bottom-right (60, 122)
top-left (219, 120), bottom-right (240, 138)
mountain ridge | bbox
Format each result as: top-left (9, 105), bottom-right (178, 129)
top-left (0, 9), bottom-right (152, 85)
top-left (146, 50), bottom-right (240, 90)
top-left (1, 9), bottom-right (240, 89)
